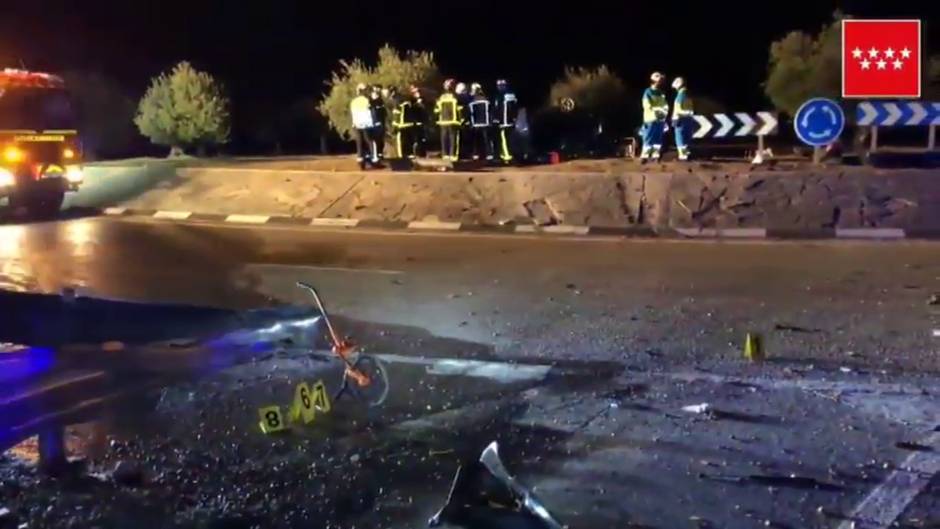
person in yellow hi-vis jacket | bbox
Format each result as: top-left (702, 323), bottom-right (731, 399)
top-left (349, 83), bottom-right (377, 169)
top-left (435, 79), bottom-right (463, 161)
top-left (640, 72), bottom-right (669, 163)
top-left (671, 77), bottom-right (694, 161)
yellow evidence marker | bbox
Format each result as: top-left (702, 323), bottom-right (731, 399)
top-left (289, 382), bottom-right (317, 424)
top-left (744, 333), bottom-right (765, 361)
top-left (258, 405), bottom-right (288, 434)
top-left (311, 380), bottom-right (332, 413)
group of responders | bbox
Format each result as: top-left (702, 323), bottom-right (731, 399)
top-left (349, 71), bottom-right (700, 166)
top-left (349, 78), bottom-right (521, 166)
top-left (258, 380), bottom-right (332, 434)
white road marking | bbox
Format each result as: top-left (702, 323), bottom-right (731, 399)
top-left (541, 225), bottom-right (590, 235)
top-left (311, 218), bottom-right (359, 227)
top-left (836, 431), bottom-right (940, 529)
top-left (376, 354), bottom-right (551, 383)
top-left (836, 228), bottom-right (906, 239)
top-left (225, 214), bottom-right (271, 224)
top-left (247, 263), bottom-right (404, 275)
top-left (407, 220), bottom-right (462, 231)
top-left (153, 210), bottom-right (192, 220)
top-left (111, 215), bottom-right (931, 246)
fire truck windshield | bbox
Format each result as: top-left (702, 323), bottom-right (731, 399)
top-left (0, 86), bottom-right (77, 131)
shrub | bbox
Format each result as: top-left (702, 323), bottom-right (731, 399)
top-left (318, 45), bottom-right (441, 140)
top-left (135, 61), bottom-right (230, 156)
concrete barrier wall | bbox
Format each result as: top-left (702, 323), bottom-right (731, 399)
top-left (70, 164), bottom-right (940, 232)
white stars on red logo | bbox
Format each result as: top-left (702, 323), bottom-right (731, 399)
top-left (852, 47), bottom-right (909, 71)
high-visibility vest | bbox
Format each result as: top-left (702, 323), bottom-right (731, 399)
top-left (672, 87), bottom-right (694, 120)
top-left (642, 88), bottom-right (668, 123)
top-left (469, 98), bottom-right (491, 127)
top-left (435, 93), bottom-right (461, 126)
top-left (350, 95), bottom-right (375, 129)
top-left (494, 92), bottom-right (518, 128)
top-left (393, 100), bottom-right (414, 128)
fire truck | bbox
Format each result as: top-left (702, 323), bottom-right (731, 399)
top-left (0, 68), bottom-right (83, 216)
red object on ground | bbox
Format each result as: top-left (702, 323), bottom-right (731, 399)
top-left (842, 19), bottom-right (921, 98)
top-left (549, 151), bottom-right (561, 164)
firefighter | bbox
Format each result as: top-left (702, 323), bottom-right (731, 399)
top-left (410, 85), bottom-right (429, 157)
top-left (370, 85), bottom-right (388, 162)
top-left (350, 83), bottom-right (376, 169)
top-left (640, 72), bottom-right (669, 163)
top-left (390, 86), bottom-right (411, 158)
top-left (435, 79), bottom-right (463, 161)
top-left (468, 83), bottom-right (494, 161)
top-left (391, 85), bottom-right (421, 159)
top-left (492, 79), bottom-right (518, 163)
top-left (454, 82), bottom-right (471, 160)
top-left (671, 77), bottom-right (694, 161)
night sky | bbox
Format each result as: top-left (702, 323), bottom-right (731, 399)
top-left (1, 0), bottom-right (936, 150)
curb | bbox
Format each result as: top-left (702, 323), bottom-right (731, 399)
top-left (100, 208), bottom-right (938, 241)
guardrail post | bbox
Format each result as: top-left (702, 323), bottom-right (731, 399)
top-left (929, 125), bottom-right (936, 151)
top-left (869, 126), bottom-right (878, 152)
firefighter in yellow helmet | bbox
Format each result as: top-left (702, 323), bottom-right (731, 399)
top-left (435, 79), bottom-right (463, 161)
top-left (640, 72), bottom-right (669, 163)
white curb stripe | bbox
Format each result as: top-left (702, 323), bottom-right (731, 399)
top-left (407, 221), bottom-right (462, 231)
top-left (103, 207), bottom-right (127, 216)
top-left (514, 225), bottom-right (590, 235)
top-left (541, 225), bottom-right (591, 235)
top-left (836, 431), bottom-right (940, 529)
top-left (311, 218), bottom-right (360, 227)
top-left (225, 214), bottom-right (271, 224)
top-left (677, 228), bottom-right (767, 238)
top-left (835, 228), bottom-right (906, 239)
top-left (153, 211), bottom-right (192, 220)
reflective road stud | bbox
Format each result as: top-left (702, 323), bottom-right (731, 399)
top-left (312, 380), bottom-right (332, 413)
top-left (258, 405), bottom-right (288, 434)
top-left (290, 382), bottom-right (317, 424)
top-left (744, 333), bottom-right (765, 361)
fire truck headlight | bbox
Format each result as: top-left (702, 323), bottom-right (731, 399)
top-left (65, 165), bottom-right (83, 183)
top-left (0, 168), bottom-right (14, 187)
top-left (3, 146), bottom-right (23, 163)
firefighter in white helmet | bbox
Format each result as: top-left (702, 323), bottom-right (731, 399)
top-left (640, 72), bottom-right (669, 163)
top-left (671, 76), bottom-right (694, 161)
top-left (350, 82), bottom-right (377, 169)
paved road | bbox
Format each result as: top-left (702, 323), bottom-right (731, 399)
top-left (0, 217), bottom-right (937, 529)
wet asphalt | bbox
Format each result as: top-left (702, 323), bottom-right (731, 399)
top-left (0, 216), bottom-right (937, 529)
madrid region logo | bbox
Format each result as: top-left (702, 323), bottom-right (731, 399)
top-left (842, 19), bottom-right (921, 99)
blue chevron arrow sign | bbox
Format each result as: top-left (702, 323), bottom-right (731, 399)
top-left (856, 101), bottom-right (940, 126)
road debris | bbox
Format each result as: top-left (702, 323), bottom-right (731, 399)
top-left (682, 403), bottom-right (711, 414)
top-left (699, 473), bottom-right (842, 491)
top-left (774, 323), bottom-right (822, 333)
top-left (429, 442), bottom-right (563, 529)
top-left (111, 460), bottom-right (146, 487)
top-left (895, 441), bottom-right (933, 452)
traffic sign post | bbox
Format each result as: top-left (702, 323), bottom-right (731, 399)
top-left (794, 98), bottom-right (845, 163)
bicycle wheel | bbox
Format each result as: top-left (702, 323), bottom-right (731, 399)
top-left (343, 355), bottom-right (390, 407)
